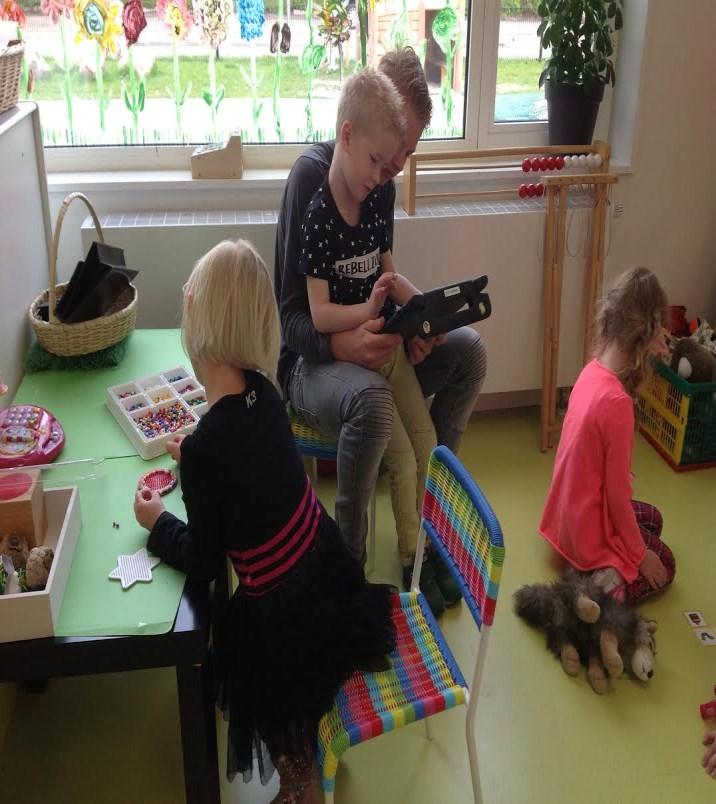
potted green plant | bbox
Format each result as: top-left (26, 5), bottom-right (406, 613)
top-left (537, 0), bottom-right (623, 144)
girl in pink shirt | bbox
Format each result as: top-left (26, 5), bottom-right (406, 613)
top-left (540, 267), bottom-right (676, 602)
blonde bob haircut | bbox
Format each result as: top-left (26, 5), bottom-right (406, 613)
top-left (182, 239), bottom-right (280, 382)
top-left (336, 67), bottom-right (406, 142)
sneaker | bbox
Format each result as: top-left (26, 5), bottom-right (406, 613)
top-left (428, 550), bottom-right (463, 608)
top-left (402, 560), bottom-right (446, 618)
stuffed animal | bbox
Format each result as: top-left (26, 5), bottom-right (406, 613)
top-left (690, 320), bottom-right (716, 356)
top-left (671, 338), bottom-right (716, 383)
top-left (514, 570), bottom-right (657, 695)
top-left (24, 545), bottom-right (54, 591)
top-left (0, 532), bottom-right (29, 570)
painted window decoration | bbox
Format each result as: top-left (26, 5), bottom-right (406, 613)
top-left (3, 0), bottom-right (545, 147)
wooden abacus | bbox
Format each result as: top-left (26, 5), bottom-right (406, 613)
top-left (400, 141), bottom-right (617, 451)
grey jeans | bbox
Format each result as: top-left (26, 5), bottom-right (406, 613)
top-left (287, 327), bottom-right (487, 562)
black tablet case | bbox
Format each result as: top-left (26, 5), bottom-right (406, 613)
top-left (381, 275), bottom-right (491, 339)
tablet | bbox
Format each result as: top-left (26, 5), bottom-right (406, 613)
top-left (381, 275), bottom-right (491, 339)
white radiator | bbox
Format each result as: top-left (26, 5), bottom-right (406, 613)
top-left (82, 199), bottom-right (595, 394)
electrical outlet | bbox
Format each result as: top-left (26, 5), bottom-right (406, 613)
top-left (613, 201), bottom-right (624, 218)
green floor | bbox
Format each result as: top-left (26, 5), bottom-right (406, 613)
top-left (1, 407), bottom-right (715, 803)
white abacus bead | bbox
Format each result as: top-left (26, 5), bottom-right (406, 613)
top-left (564, 155), bottom-right (572, 168)
top-left (592, 153), bottom-right (602, 167)
top-left (578, 154), bottom-right (588, 167)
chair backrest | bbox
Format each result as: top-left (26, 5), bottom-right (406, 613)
top-left (421, 445), bottom-right (505, 630)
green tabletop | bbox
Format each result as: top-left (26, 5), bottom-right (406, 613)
top-left (14, 330), bottom-right (187, 462)
top-left (13, 330), bottom-right (189, 636)
top-left (52, 454), bottom-right (187, 637)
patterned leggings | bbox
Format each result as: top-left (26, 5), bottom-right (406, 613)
top-left (597, 501), bottom-right (676, 602)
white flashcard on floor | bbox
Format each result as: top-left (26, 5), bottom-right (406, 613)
top-left (695, 628), bottom-right (716, 645)
top-left (684, 610), bottom-right (708, 627)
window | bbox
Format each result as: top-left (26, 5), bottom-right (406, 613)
top-left (3, 0), bottom-right (557, 164)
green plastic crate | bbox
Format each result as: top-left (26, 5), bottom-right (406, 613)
top-left (636, 360), bottom-right (716, 470)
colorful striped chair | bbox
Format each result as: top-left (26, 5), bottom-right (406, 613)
top-left (288, 406), bottom-right (377, 570)
top-left (317, 445), bottom-right (505, 804)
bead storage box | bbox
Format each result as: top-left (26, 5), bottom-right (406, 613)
top-left (106, 366), bottom-right (207, 460)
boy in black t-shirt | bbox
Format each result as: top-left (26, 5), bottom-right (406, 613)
top-left (298, 68), bottom-right (437, 590)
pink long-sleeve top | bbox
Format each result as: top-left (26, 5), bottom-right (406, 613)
top-left (539, 359), bottom-right (647, 582)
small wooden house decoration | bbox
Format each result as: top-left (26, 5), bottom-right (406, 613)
top-left (190, 135), bottom-right (243, 180)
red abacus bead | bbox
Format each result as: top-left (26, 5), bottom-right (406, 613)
top-left (518, 184), bottom-right (529, 198)
top-left (555, 155), bottom-right (565, 170)
top-left (547, 156), bottom-right (556, 170)
top-left (531, 158), bottom-right (541, 171)
top-left (527, 183), bottom-right (537, 197)
top-left (535, 183), bottom-right (545, 196)
top-left (522, 158), bottom-right (531, 172)
top-left (539, 157), bottom-right (550, 171)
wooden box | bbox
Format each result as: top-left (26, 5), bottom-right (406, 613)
top-left (190, 135), bottom-right (243, 179)
top-left (0, 467), bottom-right (47, 548)
top-left (0, 486), bottom-right (81, 643)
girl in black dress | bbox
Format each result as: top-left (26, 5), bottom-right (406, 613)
top-left (133, 239), bottom-right (395, 803)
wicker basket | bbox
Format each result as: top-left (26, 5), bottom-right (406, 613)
top-left (0, 41), bottom-right (23, 115)
top-left (28, 192), bottom-right (138, 357)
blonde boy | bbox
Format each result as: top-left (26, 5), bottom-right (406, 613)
top-left (298, 69), bottom-right (438, 608)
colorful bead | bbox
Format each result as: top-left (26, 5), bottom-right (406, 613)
top-left (135, 402), bottom-right (195, 440)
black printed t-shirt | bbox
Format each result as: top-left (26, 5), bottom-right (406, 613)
top-left (298, 180), bottom-right (396, 318)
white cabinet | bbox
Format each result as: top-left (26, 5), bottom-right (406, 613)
top-left (0, 102), bottom-right (52, 407)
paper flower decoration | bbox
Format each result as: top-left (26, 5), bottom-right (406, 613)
top-left (235, 0), bottom-right (264, 42)
top-left (0, 0), bottom-right (26, 26)
top-left (319, 0), bottom-right (352, 49)
top-left (40, 0), bottom-right (75, 25)
top-left (73, 0), bottom-right (123, 55)
top-left (157, 0), bottom-right (193, 41)
top-left (122, 0), bottom-right (147, 46)
top-left (196, 0), bottom-right (232, 49)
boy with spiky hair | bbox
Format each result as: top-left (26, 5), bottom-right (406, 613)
top-left (299, 68), bottom-right (440, 613)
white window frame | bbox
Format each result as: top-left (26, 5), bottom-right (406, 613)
top-left (43, 0), bottom-right (623, 175)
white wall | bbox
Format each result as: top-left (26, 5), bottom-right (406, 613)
top-left (607, 0), bottom-right (716, 320)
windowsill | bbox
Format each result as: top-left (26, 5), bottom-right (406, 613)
top-left (47, 168), bottom-right (290, 193)
top-left (46, 158), bottom-right (635, 197)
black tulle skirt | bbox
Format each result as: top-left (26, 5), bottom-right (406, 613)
top-left (214, 512), bottom-right (396, 784)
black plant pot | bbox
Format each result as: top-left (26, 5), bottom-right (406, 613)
top-left (544, 79), bottom-right (606, 145)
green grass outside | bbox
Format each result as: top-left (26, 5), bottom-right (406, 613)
top-left (495, 57), bottom-right (543, 94)
top-left (28, 55), bottom-right (346, 101)
top-left (27, 55), bottom-right (544, 102)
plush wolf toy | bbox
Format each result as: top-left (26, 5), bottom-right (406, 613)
top-left (514, 569), bottom-right (657, 694)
